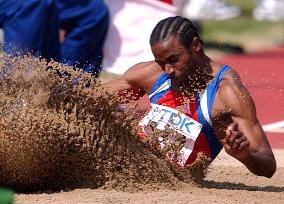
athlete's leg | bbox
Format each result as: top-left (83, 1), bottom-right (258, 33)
top-left (59, 0), bottom-right (109, 75)
top-left (0, 0), bottom-right (20, 47)
top-left (2, 0), bottom-right (60, 60)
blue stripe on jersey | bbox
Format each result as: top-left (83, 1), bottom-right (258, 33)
top-left (206, 64), bottom-right (231, 118)
top-left (149, 72), bottom-right (172, 104)
top-left (196, 65), bottom-right (231, 160)
top-left (148, 65), bottom-right (230, 160)
top-left (196, 94), bottom-right (223, 160)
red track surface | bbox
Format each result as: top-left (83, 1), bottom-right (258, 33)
top-left (219, 46), bottom-right (284, 149)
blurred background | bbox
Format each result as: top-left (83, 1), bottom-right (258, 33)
top-left (100, 0), bottom-right (284, 78)
top-left (196, 0), bottom-right (284, 57)
top-left (0, 0), bottom-right (283, 146)
top-left (0, 0), bottom-right (283, 76)
top-left (0, 0), bottom-right (283, 139)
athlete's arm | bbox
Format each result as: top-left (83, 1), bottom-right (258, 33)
top-left (101, 61), bottom-right (159, 102)
top-left (219, 69), bottom-right (276, 178)
top-left (102, 78), bottom-right (144, 102)
top-left (102, 65), bottom-right (143, 97)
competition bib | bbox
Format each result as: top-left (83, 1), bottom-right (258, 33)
top-left (139, 104), bottom-right (203, 166)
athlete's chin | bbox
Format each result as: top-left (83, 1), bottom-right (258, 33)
top-left (171, 76), bottom-right (187, 86)
top-left (171, 78), bottom-right (180, 85)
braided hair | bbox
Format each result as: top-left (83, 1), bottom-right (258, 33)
top-left (150, 16), bottom-right (202, 50)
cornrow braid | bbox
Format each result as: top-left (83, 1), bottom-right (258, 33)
top-left (150, 16), bottom-right (202, 49)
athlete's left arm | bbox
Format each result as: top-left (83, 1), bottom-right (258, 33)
top-left (219, 69), bottom-right (276, 178)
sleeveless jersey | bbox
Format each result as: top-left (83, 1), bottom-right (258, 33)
top-left (139, 65), bottom-right (231, 166)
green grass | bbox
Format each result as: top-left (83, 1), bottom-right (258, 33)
top-left (201, 0), bottom-right (284, 54)
top-left (227, 0), bottom-right (256, 16)
top-left (203, 17), bottom-right (283, 39)
top-left (0, 188), bottom-right (14, 204)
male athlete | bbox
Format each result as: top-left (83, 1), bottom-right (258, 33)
top-left (102, 16), bottom-right (276, 178)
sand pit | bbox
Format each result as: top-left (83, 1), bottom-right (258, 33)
top-left (0, 54), bottom-right (283, 203)
top-left (0, 54), bottom-right (208, 193)
top-left (15, 150), bottom-right (284, 204)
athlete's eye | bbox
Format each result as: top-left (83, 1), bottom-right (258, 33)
top-left (167, 56), bottom-right (178, 65)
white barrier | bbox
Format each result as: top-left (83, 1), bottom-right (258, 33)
top-left (0, 29), bottom-right (3, 44)
top-left (103, 0), bottom-right (177, 75)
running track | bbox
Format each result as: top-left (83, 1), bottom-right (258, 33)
top-left (219, 46), bottom-right (284, 149)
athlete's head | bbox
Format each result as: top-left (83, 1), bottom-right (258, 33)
top-left (150, 16), bottom-right (204, 88)
top-left (150, 16), bottom-right (202, 50)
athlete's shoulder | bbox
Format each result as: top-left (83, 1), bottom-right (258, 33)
top-left (217, 66), bottom-right (255, 116)
top-left (218, 66), bottom-right (243, 91)
top-left (122, 61), bottom-right (163, 91)
top-left (211, 62), bottom-right (239, 81)
top-left (127, 61), bottom-right (161, 73)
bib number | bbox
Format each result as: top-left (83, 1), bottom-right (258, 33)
top-left (139, 104), bottom-right (203, 166)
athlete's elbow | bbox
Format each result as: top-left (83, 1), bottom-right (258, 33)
top-left (259, 158), bottom-right (277, 178)
top-left (264, 160), bottom-right (277, 178)
top-left (256, 147), bottom-right (277, 178)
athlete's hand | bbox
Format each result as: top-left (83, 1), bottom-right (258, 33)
top-left (222, 122), bottom-right (250, 160)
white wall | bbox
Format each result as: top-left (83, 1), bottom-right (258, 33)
top-left (103, 0), bottom-right (177, 75)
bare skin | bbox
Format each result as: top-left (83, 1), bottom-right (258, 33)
top-left (101, 35), bottom-right (276, 178)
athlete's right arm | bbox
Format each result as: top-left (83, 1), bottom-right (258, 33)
top-left (101, 62), bottom-right (158, 101)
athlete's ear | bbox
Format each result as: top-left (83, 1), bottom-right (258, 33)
top-left (192, 37), bottom-right (202, 52)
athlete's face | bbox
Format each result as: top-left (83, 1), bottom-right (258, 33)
top-left (151, 36), bottom-right (196, 87)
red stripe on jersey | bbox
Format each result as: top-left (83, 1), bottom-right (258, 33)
top-left (157, 90), bottom-right (197, 118)
top-left (184, 132), bottom-right (211, 166)
top-left (185, 96), bottom-right (211, 165)
top-left (160, 0), bottom-right (173, 5)
top-left (157, 89), bottom-right (183, 107)
top-left (152, 90), bottom-right (212, 166)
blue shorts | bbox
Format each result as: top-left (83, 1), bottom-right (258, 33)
top-left (58, 0), bottom-right (109, 73)
top-left (0, 0), bottom-right (109, 73)
top-left (0, 0), bottom-right (60, 60)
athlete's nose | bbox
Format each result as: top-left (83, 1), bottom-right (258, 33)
top-left (165, 64), bottom-right (174, 76)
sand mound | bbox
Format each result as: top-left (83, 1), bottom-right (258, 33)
top-left (0, 54), bottom-right (208, 192)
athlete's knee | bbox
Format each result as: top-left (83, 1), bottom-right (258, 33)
top-left (19, 0), bottom-right (57, 8)
top-left (44, 0), bottom-right (57, 6)
top-left (86, 2), bottom-right (109, 29)
top-left (40, 0), bottom-right (58, 12)
top-left (17, 0), bottom-right (58, 14)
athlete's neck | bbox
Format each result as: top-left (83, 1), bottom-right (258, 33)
top-left (174, 55), bottom-right (214, 94)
